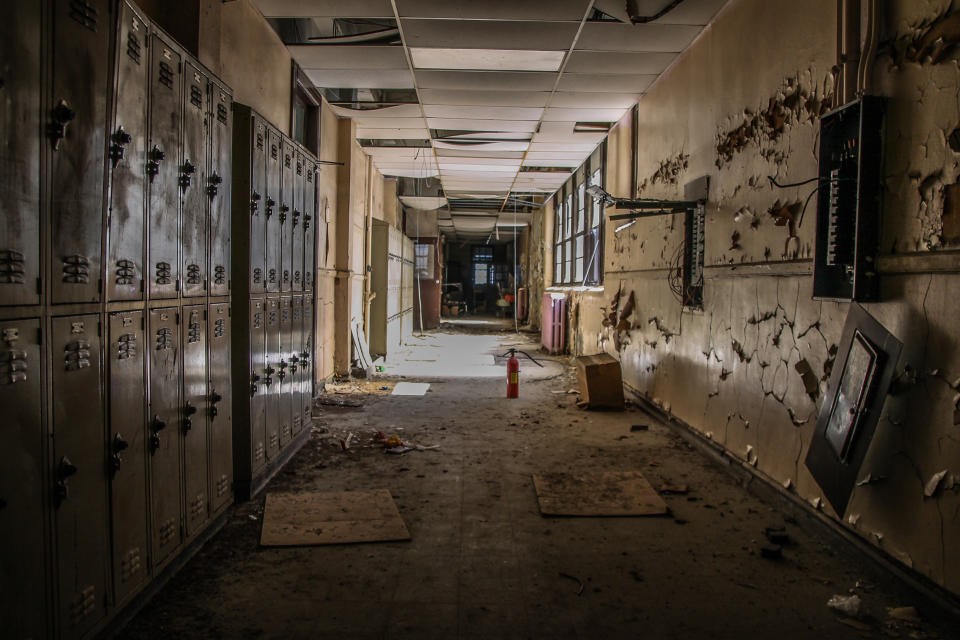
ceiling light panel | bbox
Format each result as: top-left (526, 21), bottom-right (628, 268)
top-left (528, 142), bottom-right (598, 152)
top-left (304, 69), bottom-right (414, 89)
top-left (288, 45), bottom-right (408, 70)
top-left (402, 20), bottom-right (578, 50)
top-left (435, 143), bottom-right (529, 154)
top-left (556, 73), bottom-right (657, 93)
top-left (415, 70), bottom-right (559, 91)
top-left (437, 157), bottom-right (521, 166)
top-left (542, 106), bottom-right (628, 122)
top-left (563, 50), bottom-right (677, 75)
top-left (253, 0), bottom-right (393, 17)
top-left (396, 0), bottom-right (593, 21)
top-left (550, 92), bottom-right (639, 109)
top-left (419, 89), bottom-right (550, 107)
top-left (410, 48), bottom-right (564, 72)
top-left (423, 105), bottom-right (544, 120)
top-left (576, 23), bottom-right (701, 52)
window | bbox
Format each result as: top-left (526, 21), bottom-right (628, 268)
top-left (553, 146), bottom-right (605, 286)
top-left (415, 243), bottom-right (434, 279)
top-left (472, 246), bottom-right (493, 286)
top-left (473, 263), bottom-right (488, 286)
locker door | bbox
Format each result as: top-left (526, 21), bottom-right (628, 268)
top-left (277, 296), bottom-right (293, 447)
top-left (301, 295), bottom-right (314, 426)
top-left (264, 298), bottom-right (280, 460)
top-left (147, 36), bottom-right (182, 300)
top-left (289, 296), bottom-right (303, 436)
top-left (182, 305), bottom-right (208, 535)
top-left (0, 3), bottom-right (41, 306)
top-left (207, 302), bottom-right (232, 512)
top-left (107, 310), bottom-right (148, 605)
top-left (265, 130), bottom-right (281, 293)
top-left (208, 84), bottom-right (232, 297)
top-left (51, 314), bottom-right (108, 637)
top-left (148, 308), bottom-right (181, 567)
top-left (0, 319), bottom-right (45, 637)
top-left (249, 299), bottom-right (266, 472)
top-left (248, 118), bottom-right (267, 294)
top-left (279, 142), bottom-right (294, 292)
top-left (303, 160), bottom-right (317, 293)
top-left (106, 3), bottom-right (148, 302)
top-left (50, 0), bottom-right (111, 304)
top-left (181, 62), bottom-right (209, 299)
top-left (291, 151), bottom-right (305, 292)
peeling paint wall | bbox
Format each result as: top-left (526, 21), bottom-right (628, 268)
top-left (547, 0), bottom-right (960, 596)
top-left (315, 100), bottom-right (340, 384)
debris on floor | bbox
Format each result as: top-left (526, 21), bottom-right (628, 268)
top-left (630, 424), bottom-right (649, 432)
top-left (324, 380), bottom-right (396, 395)
top-left (575, 353), bottom-right (625, 410)
top-left (559, 572), bottom-right (585, 596)
top-left (764, 525), bottom-right (789, 545)
top-left (760, 544), bottom-right (782, 560)
top-left (391, 382), bottom-right (431, 396)
top-left (533, 471), bottom-right (668, 516)
top-left (316, 395), bottom-right (363, 408)
top-left (658, 483), bottom-right (689, 495)
top-left (827, 593), bottom-right (862, 617)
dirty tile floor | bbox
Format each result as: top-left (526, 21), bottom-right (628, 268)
top-left (123, 330), bottom-right (957, 639)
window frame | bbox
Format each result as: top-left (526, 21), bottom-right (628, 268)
top-left (552, 144), bottom-right (605, 287)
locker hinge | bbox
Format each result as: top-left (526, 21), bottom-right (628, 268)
top-left (97, 321), bottom-right (102, 337)
top-left (141, 316), bottom-right (145, 329)
top-left (98, 278), bottom-right (103, 293)
top-left (175, 312), bottom-right (180, 324)
top-left (176, 280), bottom-right (181, 291)
top-left (37, 327), bottom-right (42, 345)
top-left (36, 277), bottom-right (42, 294)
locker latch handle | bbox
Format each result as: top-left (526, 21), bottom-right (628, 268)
top-left (250, 373), bottom-right (261, 396)
top-left (290, 354), bottom-right (299, 373)
top-left (250, 191), bottom-right (261, 213)
top-left (147, 146), bottom-right (165, 180)
top-left (264, 366), bottom-right (275, 385)
top-left (265, 198), bottom-right (276, 217)
top-left (292, 210), bottom-right (301, 228)
top-left (109, 126), bottom-right (133, 167)
top-left (278, 359), bottom-right (287, 380)
top-left (183, 403), bottom-right (197, 432)
top-left (179, 160), bottom-right (196, 190)
top-left (110, 433), bottom-right (129, 473)
top-left (49, 100), bottom-right (76, 150)
top-left (54, 456), bottom-right (77, 506)
top-left (149, 416), bottom-right (166, 453)
top-left (207, 173), bottom-right (223, 198)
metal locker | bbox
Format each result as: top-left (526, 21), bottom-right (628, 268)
top-left (279, 141), bottom-right (295, 293)
top-left (182, 305), bottom-right (208, 536)
top-left (106, 2), bottom-right (149, 302)
top-left (289, 296), bottom-right (303, 436)
top-left (51, 314), bottom-right (108, 637)
top-left (291, 151), bottom-right (305, 292)
top-left (264, 297), bottom-right (280, 460)
top-left (181, 61), bottom-right (209, 299)
top-left (248, 117), bottom-right (267, 294)
top-left (208, 83), bottom-right (232, 297)
top-left (248, 299), bottom-right (267, 472)
top-left (147, 35), bottom-right (182, 300)
top-left (107, 310), bottom-right (149, 606)
top-left (277, 296), bottom-right (293, 447)
top-left (0, 3), bottom-right (42, 306)
top-left (147, 307), bottom-right (181, 568)
top-left (301, 295), bottom-right (314, 426)
top-left (50, 0), bottom-right (112, 304)
top-left (265, 130), bottom-right (281, 293)
top-left (303, 159), bottom-right (317, 293)
top-left (0, 318), bottom-right (46, 638)
top-left (207, 302), bottom-right (232, 512)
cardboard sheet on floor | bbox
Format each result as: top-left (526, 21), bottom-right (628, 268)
top-left (532, 471), bottom-right (668, 516)
top-left (391, 382), bottom-right (430, 396)
top-left (260, 489), bottom-right (410, 546)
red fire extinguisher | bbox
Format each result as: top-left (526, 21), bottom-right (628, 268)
top-left (500, 348), bottom-right (543, 398)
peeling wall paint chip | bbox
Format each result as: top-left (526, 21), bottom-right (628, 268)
top-left (923, 469), bottom-right (949, 497)
top-left (848, 513), bottom-right (860, 526)
top-left (809, 496), bottom-right (822, 510)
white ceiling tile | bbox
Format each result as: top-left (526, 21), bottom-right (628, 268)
top-left (524, 151), bottom-right (590, 161)
top-left (410, 48), bottom-right (564, 72)
top-left (364, 147), bottom-right (432, 158)
top-left (521, 158), bottom-right (583, 167)
top-left (415, 70), bottom-right (558, 91)
top-left (532, 122), bottom-right (607, 143)
top-left (419, 89), bottom-right (550, 107)
top-left (529, 142), bottom-right (599, 152)
top-left (442, 132), bottom-right (533, 140)
top-left (396, 0), bottom-right (591, 21)
top-left (437, 157), bottom-right (521, 166)
top-left (556, 73), bottom-right (656, 92)
top-left (331, 104), bottom-right (423, 119)
top-left (305, 69), bottom-right (414, 89)
top-left (351, 116), bottom-right (426, 128)
top-left (576, 22), bottom-right (701, 52)
top-left (435, 146), bottom-right (528, 156)
top-left (378, 167), bottom-right (440, 178)
top-left (357, 127), bottom-right (431, 139)
top-left (542, 106), bottom-right (628, 122)
top-left (402, 20), bottom-right (578, 50)
top-left (423, 105), bottom-right (544, 120)
top-left (288, 45), bottom-right (408, 70)
top-left (550, 92), bottom-right (639, 109)
top-left (426, 118), bottom-right (539, 133)
top-left (253, 0), bottom-right (393, 17)
top-left (628, 0), bottom-right (729, 25)
top-left (563, 50), bottom-right (676, 74)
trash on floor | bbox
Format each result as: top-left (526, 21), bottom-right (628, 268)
top-left (259, 489), bottom-right (410, 546)
top-left (827, 593), bottom-right (862, 617)
top-left (575, 353), bottom-right (625, 410)
top-left (885, 606), bottom-right (921, 623)
top-left (558, 572), bottom-right (584, 596)
top-left (316, 395), bottom-right (363, 408)
top-left (532, 471), bottom-right (668, 516)
top-left (324, 380), bottom-right (395, 395)
top-left (391, 382), bottom-right (430, 396)
top-left (658, 483), bottom-right (689, 495)
top-left (630, 424), bottom-right (649, 432)
top-left (760, 544), bottom-right (782, 560)
top-left (764, 525), bottom-right (789, 544)
top-left (386, 445), bottom-right (414, 455)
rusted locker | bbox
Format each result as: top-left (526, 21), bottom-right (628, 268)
top-left (50, 0), bottom-right (111, 305)
top-left (107, 310), bottom-right (149, 607)
top-left (208, 82), bottom-right (232, 298)
top-left (147, 35), bottom-right (182, 300)
top-left (106, 2), bottom-right (149, 302)
top-left (291, 151), bottom-right (305, 292)
top-left (207, 302), bottom-right (232, 513)
top-left (277, 296), bottom-right (293, 447)
top-left (302, 158), bottom-right (317, 293)
top-left (148, 307), bottom-right (181, 568)
top-left (182, 305), bottom-right (208, 536)
top-left (279, 140), bottom-right (295, 293)
top-left (180, 61), bottom-right (209, 299)
top-left (264, 297), bottom-right (280, 460)
top-left (51, 314), bottom-right (108, 637)
top-left (0, 318), bottom-right (46, 637)
top-left (265, 129), bottom-right (281, 293)
top-left (301, 295), bottom-right (314, 426)
top-left (0, 2), bottom-right (42, 306)
top-left (289, 296), bottom-right (303, 436)
top-left (244, 115), bottom-right (268, 294)
top-left (247, 299), bottom-right (267, 473)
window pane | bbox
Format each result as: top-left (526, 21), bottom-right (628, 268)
top-left (565, 239), bottom-right (573, 281)
top-left (474, 262), bottom-right (488, 285)
top-left (575, 236), bottom-right (584, 282)
top-left (565, 194), bottom-right (573, 240)
top-left (577, 183), bottom-right (586, 232)
top-left (590, 168), bottom-right (602, 229)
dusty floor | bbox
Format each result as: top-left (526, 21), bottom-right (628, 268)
top-left (123, 329), bottom-right (957, 640)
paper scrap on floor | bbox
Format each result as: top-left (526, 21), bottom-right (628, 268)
top-left (532, 471), bottom-right (669, 516)
top-left (260, 489), bottom-right (410, 546)
top-left (391, 382), bottom-right (430, 396)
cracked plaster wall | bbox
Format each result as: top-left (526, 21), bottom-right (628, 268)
top-left (551, 0), bottom-right (960, 596)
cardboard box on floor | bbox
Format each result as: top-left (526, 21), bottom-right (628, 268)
top-left (576, 353), bottom-right (625, 410)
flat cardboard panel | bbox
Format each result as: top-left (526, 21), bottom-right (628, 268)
top-left (533, 471), bottom-right (668, 516)
top-left (576, 353), bottom-right (625, 409)
top-left (260, 490), bottom-right (411, 546)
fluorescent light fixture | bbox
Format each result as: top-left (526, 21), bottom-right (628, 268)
top-left (410, 48), bottom-right (565, 72)
top-left (439, 163), bottom-right (520, 172)
top-left (615, 219), bottom-right (637, 233)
